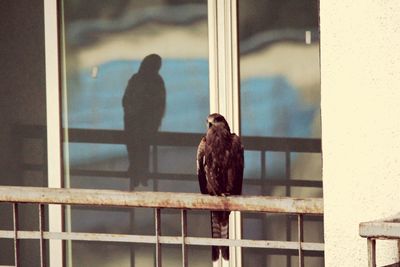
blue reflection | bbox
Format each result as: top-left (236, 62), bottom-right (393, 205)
top-left (241, 75), bottom-right (316, 137)
top-left (66, 59), bottom-right (209, 132)
top-left (65, 59), bottom-right (316, 165)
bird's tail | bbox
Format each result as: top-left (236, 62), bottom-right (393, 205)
top-left (211, 211), bottom-right (230, 261)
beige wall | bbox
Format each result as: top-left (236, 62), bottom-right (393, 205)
top-left (321, 1), bottom-right (400, 266)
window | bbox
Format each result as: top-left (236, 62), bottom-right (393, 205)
top-left (0, 1), bottom-right (321, 266)
top-left (60, 0), bottom-right (211, 266)
top-left (238, 1), bottom-right (322, 265)
top-left (0, 0), bottom-right (47, 265)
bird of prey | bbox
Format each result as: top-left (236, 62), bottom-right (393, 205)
top-left (197, 113), bottom-right (244, 262)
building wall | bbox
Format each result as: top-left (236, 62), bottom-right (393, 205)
top-left (0, 1), bottom-right (46, 266)
top-left (321, 1), bottom-right (400, 266)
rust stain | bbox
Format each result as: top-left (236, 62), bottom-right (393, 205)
top-left (0, 186), bottom-right (323, 215)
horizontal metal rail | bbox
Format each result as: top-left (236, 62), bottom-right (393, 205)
top-left (360, 219), bottom-right (400, 239)
top-left (359, 215), bottom-right (400, 267)
top-left (0, 186), bottom-right (323, 267)
top-left (0, 230), bottom-right (324, 252)
top-left (0, 186), bottom-right (323, 214)
top-left (13, 125), bottom-right (322, 153)
top-left (22, 164), bottom-right (323, 188)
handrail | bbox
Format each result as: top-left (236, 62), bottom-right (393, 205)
top-left (0, 186), bottom-right (323, 215)
top-left (359, 215), bottom-right (400, 267)
top-left (0, 186), bottom-right (324, 266)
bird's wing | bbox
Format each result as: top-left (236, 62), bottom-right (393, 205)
top-left (227, 134), bottom-right (244, 195)
top-left (197, 136), bottom-right (208, 194)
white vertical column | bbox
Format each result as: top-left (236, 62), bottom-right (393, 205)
top-left (208, 0), bottom-right (241, 266)
top-left (208, 0), bottom-right (240, 128)
top-left (208, 0), bottom-right (219, 113)
top-left (44, 0), bottom-right (64, 266)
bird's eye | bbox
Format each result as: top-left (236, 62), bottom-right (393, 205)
top-left (208, 122), bottom-right (212, 128)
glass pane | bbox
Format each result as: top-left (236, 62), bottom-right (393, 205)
top-left (0, 0), bottom-right (48, 265)
top-left (61, 0), bottom-right (209, 266)
top-left (238, 0), bottom-right (322, 266)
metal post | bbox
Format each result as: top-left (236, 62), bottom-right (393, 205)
top-left (261, 150), bottom-right (268, 265)
top-left (155, 208), bottom-right (162, 267)
top-left (13, 203), bottom-right (19, 267)
top-left (130, 191), bottom-right (136, 267)
top-left (297, 214), bottom-right (304, 267)
top-left (39, 204), bottom-right (46, 267)
top-left (286, 151), bottom-right (292, 267)
top-left (367, 238), bottom-right (376, 267)
top-left (181, 210), bottom-right (188, 267)
top-left (153, 145), bottom-right (158, 191)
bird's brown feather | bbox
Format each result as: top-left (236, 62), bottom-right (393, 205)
top-left (196, 113), bottom-right (244, 262)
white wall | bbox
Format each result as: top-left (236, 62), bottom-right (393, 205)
top-left (321, 1), bottom-right (400, 266)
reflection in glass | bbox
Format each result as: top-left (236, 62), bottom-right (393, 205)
top-left (0, 0), bottom-right (47, 265)
top-left (238, 0), bottom-right (322, 266)
top-left (61, 0), bottom-right (209, 266)
top-left (123, 54), bottom-right (166, 187)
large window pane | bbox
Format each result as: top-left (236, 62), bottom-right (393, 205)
top-left (61, 0), bottom-right (210, 266)
top-left (238, 1), bottom-right (322, 266)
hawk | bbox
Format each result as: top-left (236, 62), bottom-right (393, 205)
top-left (197, 113), bottom-right (244, 262)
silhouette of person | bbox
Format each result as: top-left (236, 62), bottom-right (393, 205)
top-left (123, 54), bottom-right (166, 187)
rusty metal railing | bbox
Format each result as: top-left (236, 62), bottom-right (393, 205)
top-left (359, 215), bottom-right (400, 267)
top-left (13, 124), bottom-right (323, 266)
top-left (0, 186), bottom-right (323, 267)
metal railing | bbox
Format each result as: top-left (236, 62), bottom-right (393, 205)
top-left (0, 186), bottom-right (323, 267)
top-left (11, 124), bottom-right (323, 266)
top-left (14, 125), bottom-right (322, 189)
top-left (359, 215), bottom-right (400, 267)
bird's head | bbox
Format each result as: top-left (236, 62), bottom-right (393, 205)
top-left (207, 113), bottom-right (231, 132)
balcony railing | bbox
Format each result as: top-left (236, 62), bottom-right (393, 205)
top-left (0, 186), bottom-right (323, 267)
top-left (10, 124), bottom-right (323, 266)
top-left (359, 215), bottom-right (400, 267)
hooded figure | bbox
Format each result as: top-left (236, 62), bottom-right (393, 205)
top-left (123, 54), bottom-right (166, 187)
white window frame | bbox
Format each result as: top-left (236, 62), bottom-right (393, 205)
top-left (44, 1), bottom-right (64, 266)
top-left (44, 0), bottom-right (242, 266)
top-left (208, 1), bottom-right (241, 266)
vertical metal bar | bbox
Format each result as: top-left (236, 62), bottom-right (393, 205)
top-left (285, 151), bottom-right (292, 267)
top-left (153, 145), bottom-right (158, 192)
top-left (398, 240), bottom-right (400, 264)
top-left (367, 238), bottom-right (376, 267)
top-left (130, 207), bottom-right (135, 267)
top-left (13, 203), bottom-right (19, 267)
top-left (129, 147), bottom-right (137, 267)
top-left (285, 151), bottom-right (291, 195)
top-left (261, 151), bottom-right (266, 191)
top-left (181, 210), bottom-right (188, 267)
top-left (260, 151), bottom-right (268, 266)
top-left (297, 214), bottom-right (304, 267)
top-left (39, 204), bottom-right (46, 267)
top-left (155, 208), bottom-right (162, 267)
